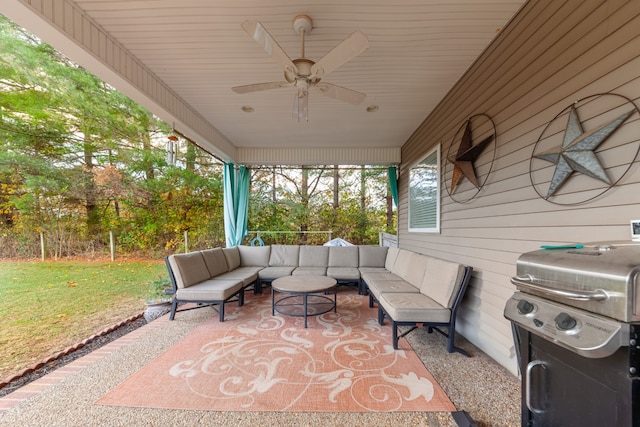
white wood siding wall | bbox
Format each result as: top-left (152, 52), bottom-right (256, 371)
top-left (399, 0), bottom-right (640, 375)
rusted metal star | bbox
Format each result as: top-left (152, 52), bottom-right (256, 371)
top-left (534, 105), bottom-right (633, 197)
top-left (448, 120), bottom-right (494, 193)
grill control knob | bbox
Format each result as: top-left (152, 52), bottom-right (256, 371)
top-left (555, 312), bottom-right (577, 330)
top-left (517, 299), bottom-right (535, 315)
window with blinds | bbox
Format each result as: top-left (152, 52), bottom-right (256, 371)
top-left (408, 145), bottom-right (440, 233)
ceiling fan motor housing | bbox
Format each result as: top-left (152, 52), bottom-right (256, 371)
top-left (286, 58), bottom-right (317, 83)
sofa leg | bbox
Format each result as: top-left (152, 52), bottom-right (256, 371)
top-left (254, 279), bottom-right (262, 294)
top-left (445, 325), bottom-right (471, 357)
top-left (392, 320), bottom-right (399, 349)
top-left (238, 289), bottom-right (245, 307)
top-left (218, 301), bottom-right (225, 322)
top-left (378, 305), bottom-right (385, 325)
top-left (169, 299), bottom-right (178, 320)
top-left (369, 293), bottom-right (375, 308)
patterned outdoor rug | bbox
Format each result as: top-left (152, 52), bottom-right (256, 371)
top-left (97, 289), bottom-right (455, 412)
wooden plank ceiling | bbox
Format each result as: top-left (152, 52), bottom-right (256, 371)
top-left (3, 0), bottom-right (526, 163)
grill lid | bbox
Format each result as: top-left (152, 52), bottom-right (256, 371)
top-left (511, 241), bottom-right (640, 322)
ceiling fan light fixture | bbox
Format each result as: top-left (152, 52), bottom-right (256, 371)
top-left (293, 79), bottom-right (309, 122)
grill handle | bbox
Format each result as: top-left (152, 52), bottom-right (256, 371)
top-left (511, 275), bottom-right (609, 301)
top-left (526, 360), bottom-right (547, 414)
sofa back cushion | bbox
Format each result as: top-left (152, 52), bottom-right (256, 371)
top-left (358, 246), bottom-right (389, 268)
top-left (385, 247), bottom-right (400, 271)
top-left (421, 258), bottom-right (466, 308)
top-left (170, 252), bottom-right (210, 289)
top-left (390, 249), bottom-right (412, 278)
top-left (269, 245), bottom-right (300, 267)
top-left (222, 246), bottom-right (241, 270)
top-left (404, 253), bottom-right (430, 288)
top-left (328, 246), bottom-right (359, 268)
top-left (298, 245), bottom-right (329, 267)
top-left (238, 245), bottom-right (271, 267)
top-left (201, 248), bottom-right (229, 277)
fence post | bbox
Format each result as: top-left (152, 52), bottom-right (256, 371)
top-left (184, 230), bottom-right (189, 253)
top-left (328, 230), bottom-right (332, 241)
top-left (110, 230), bottom-right (115, 261)
top-left (40, 232), bottom-right (46, 261)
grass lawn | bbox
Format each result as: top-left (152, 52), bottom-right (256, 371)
top-left (0, 259), bottom-right (167, 381)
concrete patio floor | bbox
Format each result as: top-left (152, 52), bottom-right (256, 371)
top-left (0, 292), bottom-right (520, 427)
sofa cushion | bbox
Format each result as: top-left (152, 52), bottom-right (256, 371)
top-left (390, 249), bottom-right (412, 279)
top-left (326, 267), bottom-right (360, 281)
top-left (169, 252), bottom-right (210, 289)
top-left (385, 247), bottom-right (400, 271)
top-left (214, 267), bottom-right (260, 286)
top-left (298, 246), bottom-right (329, 267)
top-left (174, 278), bottom-right (243, 301)
top-left (404, 253), bottom-right (430, 288)
top-left (368, 279), bottom-right (420, 300)
top-left (421, 258), bottom-right (466, 308)
top-left (269, 245), bottom-right (300, 267)
top-left (328, 246), bottom-right (358, 268)
top-left (358, 266), bottom-right (387, 274)
top-left (258, 266), bottom-right (296, 280)
top-left (358, 246), bottom-right (389, 267)
top-left (361, 271), bottom-right (401, 283)
top-left (293, 266), bottom-right (327, 276)
top-left (379, 292), bottom-right (451, 323)
top-left (201, 248), bottom-right (229, 277)
top-left (238, 245), bottom-right (271, 267)
top-left (222, 246), bottom-right (241, 270)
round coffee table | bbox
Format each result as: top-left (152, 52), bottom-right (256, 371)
top-left (271, 275), bottom-right (337, 328)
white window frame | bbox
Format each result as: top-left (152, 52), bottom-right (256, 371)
top-left (408, 144), bottom-right (441, 233)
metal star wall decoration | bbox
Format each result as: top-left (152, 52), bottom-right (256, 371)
top-left (534, 105), bottom-right (634, 197)
top-left (448, 120), bottom-right (494, 193)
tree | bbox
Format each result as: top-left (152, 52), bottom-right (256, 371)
top-left (0, 15), bottom-right (222, 257)
top-left (247, 165), bottom-right (395, 245)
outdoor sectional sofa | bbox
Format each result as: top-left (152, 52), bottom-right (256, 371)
top-left (361, 251), bottom-right (473, 356)
top-left (165, 244), bottom-right (472, 354)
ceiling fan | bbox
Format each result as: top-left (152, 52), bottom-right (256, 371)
top-left (232, 15), bottom-right (369, 121)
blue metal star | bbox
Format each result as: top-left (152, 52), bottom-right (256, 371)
top-left (534, 106), bottom-right (633, 197)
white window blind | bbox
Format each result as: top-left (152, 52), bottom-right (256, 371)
top-left (408, 145), bottom-right (440, 233)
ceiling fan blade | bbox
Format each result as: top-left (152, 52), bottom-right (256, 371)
top-left (241, 20), bottom-right (298, 76)
top-left (232, 81), bottom-right (292, 94)
top-left (309, 31), bottom-right (369, 80)
top-left (314, 82), bottom-right (366, 105)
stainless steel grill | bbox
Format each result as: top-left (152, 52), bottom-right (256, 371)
top-left (509, 242), bottom-right (640, 322)
top-left (504, 241), bottom-right (640, 426)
